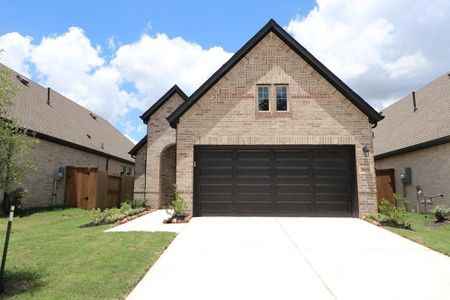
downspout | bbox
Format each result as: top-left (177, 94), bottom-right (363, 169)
top-left (106, 157), bottom-right (110, 172)
top-left (52, 178), bottom-right (57, 208)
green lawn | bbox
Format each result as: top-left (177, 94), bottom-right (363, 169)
top-left (0, 208), bottom-right (175, 299)
top-left (385, 212), bottom-right (450, 256)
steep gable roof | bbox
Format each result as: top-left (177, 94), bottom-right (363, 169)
top-left (167, 19), bottom-right (383, 127)
top-left (374, 72), bottom-right (450, 159)
top-left (140, 85), bottom-right (188, 124)
top-left (1, 63), bottom-right (134, 164)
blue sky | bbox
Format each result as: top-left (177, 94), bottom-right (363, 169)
top-left (1, 1), bottom-right (449, 143)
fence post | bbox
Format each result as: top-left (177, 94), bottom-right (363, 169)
top-left (0, 205), bottom-right (15, 292)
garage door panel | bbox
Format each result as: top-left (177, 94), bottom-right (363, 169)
top-left (315, 168), bottom-right (349, 178)
top-left (199, 184), bottom-right (232, 194)
top-left (194, 146), bottom-right (355, 216)
top-left (276, 194), bottom-right (313, 202)
top-left (315, 202), bottom-right (350, 212)
top-left (276, 184), bottom-right (312, 194)
top-left (315, 183), bottom-right (349, 194)
top-left (198, 167), bottom-right (232, 177)
top-left (274, 149), bottom-right (309, 159)
top-left (276, 202), bottom-right (312, 213)
top-left (276, 167), bottom-right (310, 178)
top-left (199, 201), bottom-right (234, 214)
top-left (276, 159), bottom-right (310, 168)
top-left (236, 184), bottom-right (271, 194)
top-left (236, 167), bottom-right (271, 177)
top-left (236, 150), bottom-right (271, 160)
top-left (236, 202), bottom-right (273, 214)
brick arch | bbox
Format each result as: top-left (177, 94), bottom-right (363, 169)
top-left (159, 144), bottom-right (176, 207)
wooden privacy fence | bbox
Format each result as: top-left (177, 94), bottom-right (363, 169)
top-left (375, 168), bottom-right (396, 206)
top-left (64, 166), bottom-right (134, 209)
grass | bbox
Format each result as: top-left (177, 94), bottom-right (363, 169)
top-left (0, 208), bottom-right (175, 299)
top-left (385, 212), bottom-right (450, 256)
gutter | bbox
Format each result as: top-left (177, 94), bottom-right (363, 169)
top-left (374, 135), bottom-right (450, 160)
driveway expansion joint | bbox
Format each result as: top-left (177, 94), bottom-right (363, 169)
top-left (275, 218), bottom-right (337, 300)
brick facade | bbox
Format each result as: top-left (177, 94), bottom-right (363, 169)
top-left (375, 143), bottom-right (450, 212)
top-left (21, 138), bottom-right (134, 208)
top-left (145, 93), bottom-right (185, 208)
top-left (133, 141), bottom-right (147, 199)
top-left (159, 144), bottom-right (176, 207)
top-left (175, 32), bottom-right (377, 216)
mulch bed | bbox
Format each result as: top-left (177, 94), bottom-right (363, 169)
top-left (112, 208), bottom-right (158, 226)
top-left (163, 215), bottom-right (192, 224)
top-left (425, 220), bottom-right (450, 227)
top-left (80, 208), bottom-right (157, 228)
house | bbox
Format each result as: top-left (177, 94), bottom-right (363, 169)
top-left (374, 72), bottom-right (450, 212)
top-left (0, 63), bottom-right (135, 208)
top-left (131, 19), bottom-right (383, 217)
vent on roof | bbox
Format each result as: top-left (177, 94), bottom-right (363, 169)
top-left (89, 113), bottom-right (97, 120)
top-left (16, 75), bottom-right (29, 86)
top-left (101, 143), bottom-right (104, 149)
top-left (86, 134), bottom-right (91, 139)
top-left (47, 87), bottom-right (51, 105)
top-left (412, 91), bottom-right (417, 112)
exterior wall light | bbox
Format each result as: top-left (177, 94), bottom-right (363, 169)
top-left (362, 145), bottom-right (370, 157)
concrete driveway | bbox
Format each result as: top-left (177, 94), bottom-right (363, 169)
top-left (127, 217), bottom-right (450, 300)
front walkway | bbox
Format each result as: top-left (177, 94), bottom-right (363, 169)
top-left (127, 217), bottom-right (450, 300)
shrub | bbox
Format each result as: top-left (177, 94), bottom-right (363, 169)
top-left (89, 201), bottom-right (146, 225)
top-left (433, 206), bottom-right (450, 222)
top-left (166, 185), bottom-right (186, 218)
top-left (3, 187), bottom-right (27, 214)
top-left (124, 198), bottom-right (146, 209)
top-left (374, 194), bottom-right (411, 229)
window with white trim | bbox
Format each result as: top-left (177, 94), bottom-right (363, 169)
top-left (257, 85), bottom-right (270, 111)
top-left (276, 85), bottom-right (288, 111)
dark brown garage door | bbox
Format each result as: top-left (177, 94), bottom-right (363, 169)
top-left (194, 145), bottom-right (357, 216)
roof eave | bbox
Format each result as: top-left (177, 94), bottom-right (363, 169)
top-left (128, 136), bottom-right (147, 156)
top-left (140, 85), bottom-right (188, 124)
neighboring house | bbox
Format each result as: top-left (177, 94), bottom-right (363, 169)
top-left (1, 63), bottom-right (135, 208)
top-left (374, 72), bottom-right (450, 211)
top-left (132, 19), bottom-right (383, 217)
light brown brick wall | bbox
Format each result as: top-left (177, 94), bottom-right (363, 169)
top-left (133, 142), bottom-right (147, 199)
top-left (21, 138), bottom-right (134, 208)
top-left (159, 144), bottom-right (176, 207)
top-left (176, 32), bottom-right (377, 216)
top-left (146, 93), bottom-right (185, 208)
top-left (375, 143), bottom-right (450, 212)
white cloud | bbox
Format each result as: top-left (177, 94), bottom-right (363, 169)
top-left (1, 0), bottom-right (448, 142)
top-left (0, 27), bottom-right (231, 130)
top-left (0, 32), bottom-right (34, 76)
top-left (286, 0), bottom-right (450, 108)
top-left (112, 33), bottom-right (232, 106)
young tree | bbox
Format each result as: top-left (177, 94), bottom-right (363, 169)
top-left (0, 61), bottom-right (36, 197)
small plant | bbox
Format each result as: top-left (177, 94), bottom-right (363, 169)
top-left (124, 198), bottom-right (146, 209)
top-left (2, 187), bottom-right (27, 214)
top-left (88, 201), bottom-right (147, 225)
top-left (433, 206), bottom-right (450, 222)
top-left (370, 194), bottom-right (411, 229)
top-left (166, 185), bottom-right (187, 218)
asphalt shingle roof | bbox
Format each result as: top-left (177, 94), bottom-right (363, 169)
top-left (374, 72), bottom-right (450, 156)
top-left (1, 63), bottom-right (134, 163)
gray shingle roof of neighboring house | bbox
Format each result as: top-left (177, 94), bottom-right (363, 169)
top-left (374, 72), bottom-right (450, 158)
top-left (1, 63), bottom-right (135, 164)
